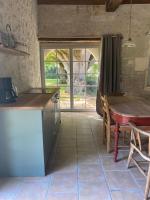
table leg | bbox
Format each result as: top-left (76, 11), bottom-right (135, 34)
top-left (114, 122), bottom-right (119, 162)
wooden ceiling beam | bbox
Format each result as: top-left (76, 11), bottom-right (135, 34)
top-left (105, 0), bottom-right (123, 11)
top-left (38, 0), bottom-right (105, 5)
top-left (38, 0), bottom-right (150, 5)
top-left (123, 0), bottom-right (150, 3)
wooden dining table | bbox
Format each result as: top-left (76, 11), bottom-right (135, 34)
top-left (108, 95), bottom-right (150, 162)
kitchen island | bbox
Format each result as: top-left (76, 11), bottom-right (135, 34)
top-left (0, 89), bottom-right (60, 176)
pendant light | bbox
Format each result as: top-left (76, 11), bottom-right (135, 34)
top-left (123, 0), bottom-right (136, 47)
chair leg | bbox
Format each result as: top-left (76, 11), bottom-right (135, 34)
top-left (144, 164), bottom-right (150, 200)
top-left (114, 123), bottom-right (119, 162)
top-left (127, 145), bottom-right (134, 168)
top-left (103, 122), bottom-right (106, 145)
top-left (106, 127), bottom-right (111, 153)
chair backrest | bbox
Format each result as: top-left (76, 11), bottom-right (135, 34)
top-left (129, 122), bottom-right (150, 158)
top-left (100, 95), bottom-right (111, 127)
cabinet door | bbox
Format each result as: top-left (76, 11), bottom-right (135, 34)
top-left (53, 92), bottom-right (61, 132)
top-left (42, 100), bottom-right (54, 166)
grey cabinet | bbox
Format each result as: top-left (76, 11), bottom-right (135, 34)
top-left (42, 100), bottom-right (54, 167)
top-left (42, 92), bottom-right (61, 171)
top-left (52, 91), bottom-right (61, 133)
top-left (0, 92), bottom-right (60, 177)
top-left (0, 110), bottom-right (45, 176)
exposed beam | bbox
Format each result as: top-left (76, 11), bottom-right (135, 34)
top-left (38, 0), bottom-right (150, 5)
top-left (38, 0), bottom-right (105, 5)
top-left (106, 0), bottom-right (123, 11)
top-left (123, 0), bottom-right (150, 3)
top-left (105, 0), bottom-right (150, 12)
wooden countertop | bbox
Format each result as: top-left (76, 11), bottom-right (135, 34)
top-left (0, 93), bottom-right (54, 110)
top-left (109, 96), bottom-right (150, 117)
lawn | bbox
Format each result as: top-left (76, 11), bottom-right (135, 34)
top-left (45, 79), bottom-right (57, 86)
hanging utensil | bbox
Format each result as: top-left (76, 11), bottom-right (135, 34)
top-left (6, 24), bottom-right (16, 48)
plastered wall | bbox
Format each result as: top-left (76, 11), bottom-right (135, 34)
top-left (0, 0), bottom-right (41, 92)
top-left (38, 4), bottom-right (150, 94)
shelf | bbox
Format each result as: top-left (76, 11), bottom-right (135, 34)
top-left (0, 45), bottom-right (30, 56)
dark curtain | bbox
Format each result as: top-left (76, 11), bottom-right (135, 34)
top-left (96, 34), bottom-right (122, 115)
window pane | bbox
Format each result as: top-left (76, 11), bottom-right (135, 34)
top-left (74, 98), bottom-right (86, 109)
top-left (44, 62), bottom-right (58, 87)
top-left (86, 86), bottom-right (97, 109)
top-left (86, 61), bottom-right (100, 74)
top-left (86, 48), bottom-right (99, 62)
top-left (56, 49), bottom-right (70, 61)
top-left (44, 62), bottom-right (58, 75)
top-left (60, 98), bottom-right (70, 109)
top-left (73, 86), bottom-right (86, 98)
top-left (57, 62), bottom-right (70, 85)
top-left (86, 97), bottom-right (96, 109)
top-left (73, 62), bottom-right (85, 74)
top-left (73, 49), bottom-right (85, 61)
top-left (60, 87), bottom-right (70, 98)
top-left (58, 62), bottom-right (70, 74)
top-left (44, 49), bottom-right (57, 62)
top-left (86, 74), bottom-right (99, 86)
top-left (86, 86), bottom-right (97, 97)
top-left (45, 78), bottom-right (58, 87)
top-left (73, 73), bottom-right (85, 86)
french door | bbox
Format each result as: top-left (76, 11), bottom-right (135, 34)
top-left (40, 44), bottom-right (100, 111)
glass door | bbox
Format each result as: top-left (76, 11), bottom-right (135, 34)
top-left (43, 48), bottom-right (71, 109)
top-left (72, 48), bottom-right (99, 109)
top-left (42, 46), bottom-right (100, 110)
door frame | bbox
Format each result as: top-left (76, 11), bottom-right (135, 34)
top-left (40, 41), bottom-right (100, 111)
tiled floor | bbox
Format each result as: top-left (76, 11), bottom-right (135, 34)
top-left (0, 112), bottom-right (147, 200)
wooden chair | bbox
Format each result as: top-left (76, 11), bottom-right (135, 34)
top-left (127, 122), bottom-right (150, 200)
top-left (101, 95), bottom-right (130, 153)
top-left (101, 95), bottom-right (114, 152)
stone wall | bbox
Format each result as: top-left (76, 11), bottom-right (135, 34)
top-left (0, 0), bottom-right (41, 92)
top-left (38, 4), bottom-right (150, 94)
